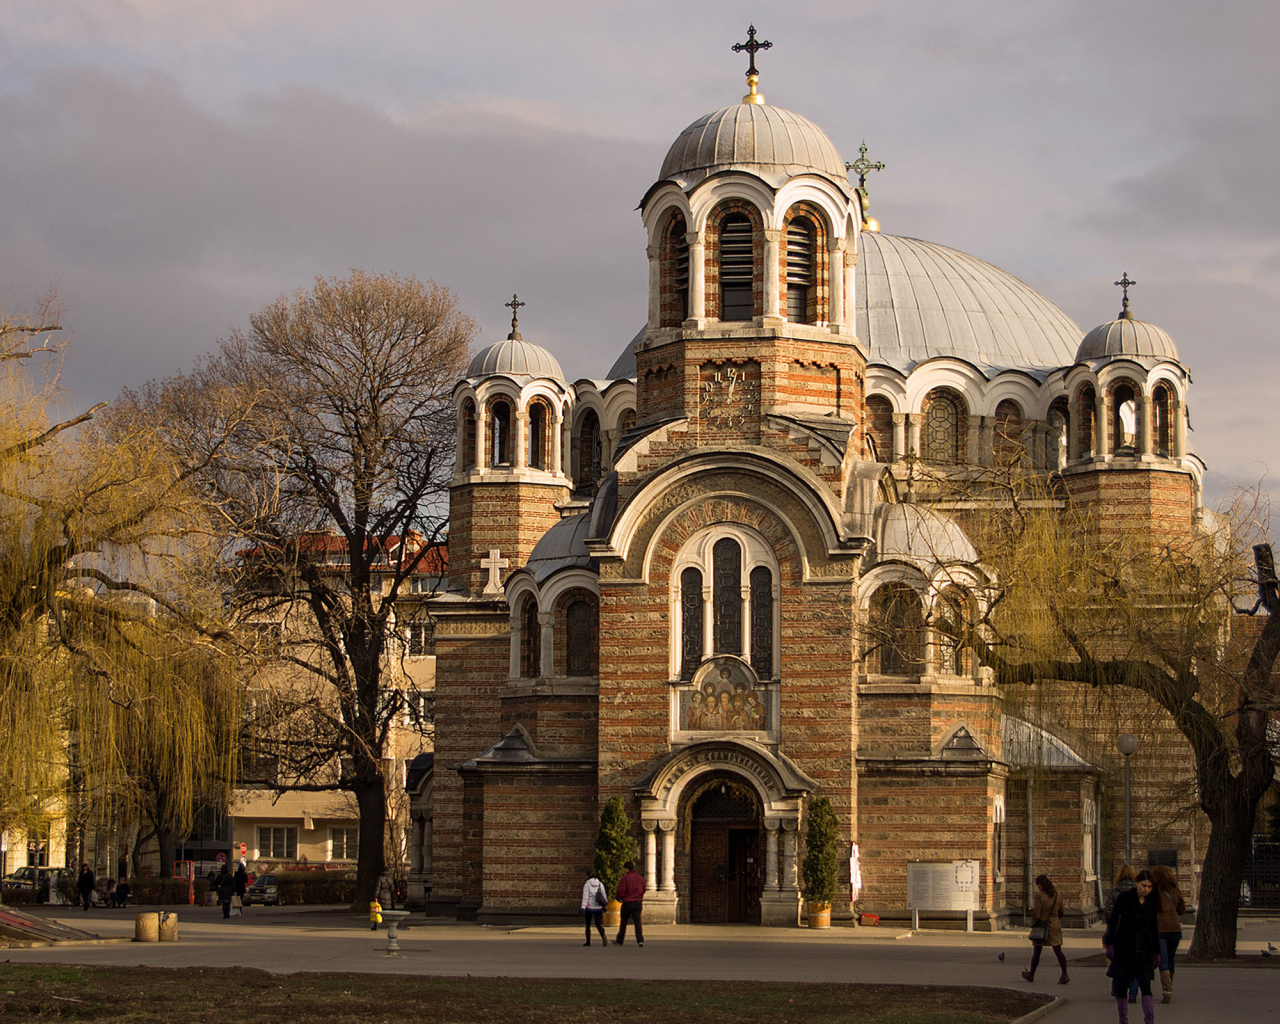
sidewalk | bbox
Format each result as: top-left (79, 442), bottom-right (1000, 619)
top-left (7, 905), bottom-right (1279, 1023)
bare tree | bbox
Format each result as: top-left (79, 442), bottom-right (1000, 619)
top-left (121, 270), bottom-right (473, 903)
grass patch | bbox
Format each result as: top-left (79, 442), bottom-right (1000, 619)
top-left (0, 965), bottom-right (1049, 1023)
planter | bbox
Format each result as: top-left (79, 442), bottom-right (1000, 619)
top-left (806, 902), bottom-right (831, 929)
top-left (603, 899), bottom-right (622, 928)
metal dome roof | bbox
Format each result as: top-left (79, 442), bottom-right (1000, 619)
top-left (659, 103), bottom-right (850, 190)
top-left (1076, 313), bottom-right (1179, 363)
top-left (873, 502), bottom-right (977, 568)
top-left (467, 338), bottom-right (564, 380)
top-left (523, 512), bottom-right (596, 584)
top-left (857, 232), bottom-right (1083, 376)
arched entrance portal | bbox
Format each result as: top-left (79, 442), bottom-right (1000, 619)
top-left (688, 775), bottom-right (762, 923)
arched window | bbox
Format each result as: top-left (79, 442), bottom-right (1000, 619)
top-left (519, 596), bottom-right (540, 678)
top-left (680, 567), bottom-right (704, 680)
top-left (660, 212), bottom-right (690, 327)
top-left (1047, 398), bottom-right (1070, 471)
top-left (1152, 384), bottom-right (1172, 457)
top-left (866, 395), bottom-right (894, 463)
top-left (992, 400), bottom-right (1023, 465)
top-left (1076, 385), bottom-right (1096, 459)
top-left (749, 566), bottom-right (773, 677)
top-left (527, 401), bottom-right (548, 470)
top-left (936, 586), bottom-right (972, 676)
top-left (922, 388), bottom-right (965, 465)
top-left (490, 399), bottom-right (513, 467)
top-left (1111, 382), bottom-right (1137, 454)
top-left (785, 217), bottom-right (815, 323)
top-left (565, 598), bottom-right (598, 677)
top-left (461, 399), bottom-right (477, 469)
top-left (869, 583), bottom-right (924, 676)
top-left (712, 537), bottom-right (743, 656)
top-left (719, 214), bottom-right (754, 321)
top-left (576, 409), bottom-right (602, 491)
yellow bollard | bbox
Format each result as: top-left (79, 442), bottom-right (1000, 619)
top-left (158, 912), bottom-right (179, 942)
top-left (133, 913), bottom-right (160, 942)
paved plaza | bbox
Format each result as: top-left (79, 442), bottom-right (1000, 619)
top-left (6, 906), bottom-right (1279, 1023)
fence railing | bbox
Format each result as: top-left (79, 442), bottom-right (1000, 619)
top-left (1240, 838), bottom-right (1280, 908)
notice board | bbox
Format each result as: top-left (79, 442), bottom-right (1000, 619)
top-left (906, 860), bottom-right (980, 911)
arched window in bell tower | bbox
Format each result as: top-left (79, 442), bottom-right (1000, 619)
top-left (527, 400), bottom-right (548, 470)
top-left (576, 409), bottom-right (602, 492)
top-left (1152, 383), bottom-right (1172, 457)
top-left (719, 214), bottom-right (755, 321)
top-left (659, 212), bottom-right (690, 327)
top-left (1111, 382), bottom-right (1138, 455)
top-left (786, 218), bottom-right (816, 323)
top-left (489, 399), bottom-right (513, 467)
top-left (461, 399), bottom-right (477, 469)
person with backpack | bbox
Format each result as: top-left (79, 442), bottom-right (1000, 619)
top-left (580, 868), bottom-right (608, 946)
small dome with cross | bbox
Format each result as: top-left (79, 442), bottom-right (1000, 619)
top-left (466, 338), bottom-right (564, 380)
top-left (1076, 275), bottom-right (1179, 364)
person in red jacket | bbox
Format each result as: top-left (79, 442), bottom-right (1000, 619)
top-left (612, 861), bottom-right (646, 947)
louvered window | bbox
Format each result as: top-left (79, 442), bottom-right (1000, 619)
top-left (719, 215), bottom-right (754, 321)
top-left (674, 234), bottom-right (690, 323)
top-left (680, 567), bottom-right (704, 680)
top-left (712, 538), bottom-right (743, 655)
top-left (786, 219), bottom-right (814, 323)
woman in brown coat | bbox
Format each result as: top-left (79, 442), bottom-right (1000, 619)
top-left (1022, 874), bottom-right (1068, 984)
top-left (1150, 864), bottom-right (1185, 1004)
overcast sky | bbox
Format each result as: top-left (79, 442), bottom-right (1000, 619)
top-left (2, 1), bottom-right (1276, 507)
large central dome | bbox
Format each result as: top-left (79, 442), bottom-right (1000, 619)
top-left (659, 103), bottom-right (850, 190)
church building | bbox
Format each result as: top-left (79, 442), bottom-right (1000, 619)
top-left (421, 40), bottom-right (1206, 929)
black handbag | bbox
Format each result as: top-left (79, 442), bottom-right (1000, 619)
top-left (1028, 919), bottom-right (1049, 943)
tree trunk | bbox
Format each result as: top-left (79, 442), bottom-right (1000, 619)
top-left (352, 777), bottom-right (387, 908)
top-left (157, 827), bottom-right (177, 879)
top-left (1189, 801), bottom-right (1254, 959)
top-left (131, 825), bottom-right (151, 879)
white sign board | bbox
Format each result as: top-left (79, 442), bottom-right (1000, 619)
top-left (906, 860), bottom-right (980, 911)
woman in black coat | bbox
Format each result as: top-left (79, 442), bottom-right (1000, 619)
top-left (216, 868), bottom-right (235, 920)
top-left (1105, 868), bottom-right (1160, 1024)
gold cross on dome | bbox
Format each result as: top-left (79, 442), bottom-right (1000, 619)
top-left (732, 25), bottom-right (772, 76)
top-left (1114, 272), bottom-right (1137, 314)
top-left (504, 294), bottom-right (525, 340)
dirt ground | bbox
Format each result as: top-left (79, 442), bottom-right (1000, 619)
top-left (0, 965), bottom-right (1050, 1023)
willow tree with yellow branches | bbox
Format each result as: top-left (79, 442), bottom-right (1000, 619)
top-left (916, 451), bottom-right (1278, 960)
top-left (0, 296), bottom-right (243, 881)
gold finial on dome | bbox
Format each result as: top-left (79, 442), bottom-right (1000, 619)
top-left (504, 293), bottom-right (526, 340)
top-left (732, 25), bottom-right (771, 105)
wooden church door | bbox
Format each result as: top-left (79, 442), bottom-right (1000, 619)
top-left (689, 781), bottom-right (762, 923)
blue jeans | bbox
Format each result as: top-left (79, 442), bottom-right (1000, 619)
top-left (1159, 933), bottom-right (1181, 974)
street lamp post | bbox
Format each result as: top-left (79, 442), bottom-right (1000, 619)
top-left (1117, 733), bottom-right (1139, 865)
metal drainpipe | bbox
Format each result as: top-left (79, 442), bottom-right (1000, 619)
top-left (1025, 777), bottom-right (1035, 923)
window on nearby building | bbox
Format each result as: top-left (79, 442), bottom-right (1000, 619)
top-left (403, 622), bottom-right (431, 657)
top-left (921, 388), bottom-right (965, 465)
top-left (405, 689), bottom-right (433, 726)
top-left (719, 214), bottom-right (755, 321)
top-left (1111, 382), bottom-right (1138, 454)
top-left (866, 395), bottom-right (894, 463)
top-left (993, 796), bottom-right (1006, 879)
top-left (490, 399), bottom-right (513, 466)
top-left (576, 410), bottom-right (602, 491)
top-left (409, 575), bottom-right (437, 595)
top-left (712, 537), bottom-right (743, 656)
top-left (992, 399), bottom-right (1023, 465)
top-left (519, 596), bottom-right (540, 678)
top-left (868, 582), bottom-right (924, 675)
top-left (461, 399), bottom-right (477, 469)
top-left (749, 565), bottom-right (774, 677)
top-left (680, 567), bottom-right (704, 680)
top-left (661, 212), bottom-right (690, 327)
top-left (25, 823), bottom-right (50, 867)
top-left (565, 597), bottom-right (598, 677)
top-left (258, 826), bottom-right (297, 861)
top-left (528, 401), bottom-right (547, 470)
top-left (1152, 384), bottom-right (1172, 457)
top-left (330, 827), bottom-right (359, 861)
top-left (785, 217), bottom-right (815, 323)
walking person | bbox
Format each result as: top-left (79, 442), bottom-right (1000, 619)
top-left (1021, 874), bottom-right (1068, 984)
top-left (232, 861), bottom-right (248, 916)
top-left (1104, 865), bottom-right (1140, 1004)
top-left (76, 864), bottom-right (96, 912)
top-left (580, 868), bottom-right (608, 947)
top-left (1150, 865), bottom-right (1185, 1004)
top-left (612, 860), bottom-right (645, 947)
top-left (1106, 868), bottom-right (1160, 1024)
top-left (216, 866), bottom-right (235, 920)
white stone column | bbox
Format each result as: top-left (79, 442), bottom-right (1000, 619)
top-left (688, 232), bottom-right (706, 321)
top-left (782, 824), bottom-right (799, 892)
top-left (660, 822), bottom-right (676, 892)
top-left (764, 824), bottom-right (780, 892)
top-left (552, 410), bottom-right (564, 477)
top-left (509, 611), bottom-right (521, 679)
top-left (1138, 395), bottom-right (1153, 457)
top-left (702, 581), bottom-right (714, 660)
top-left (892, 413), bottom-right (906, 463)
top-left (740, 581), bottom-right (751, 657)
top-left (978, 416), bottom-right (993, 466)
top-left (410, 816), bottom-right (425, 874)
top-left (422, 816), bottom-right (433, 878)
top-left (907, 414), bottom-right (921, 458)
top-left (829, 240), bottom-right (846, 328)
top-left (644, 825), bottom-right (658, 892)
top-left (514, 409), bottom-right (528, 470)
top-left (455, 404), bottom-right (467, 469)
top-left (647, 244), bottom-right (661, 327)
top-left (1174, 398), bottom-right (1188, 457)
top-left (1097, 392), bottom-right (1111, 458)
top-left (538, 611), bottom-right (554, 679)
top-left (763, 228), bottom-right (781, 321)
top-left (477, 403), bottom-right (490, 476)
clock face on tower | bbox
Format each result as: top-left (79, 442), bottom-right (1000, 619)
top-left (699, 360), bottom-right (760, 431)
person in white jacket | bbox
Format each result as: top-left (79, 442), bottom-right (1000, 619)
top-left (580, 869), bottom-right (609, 947)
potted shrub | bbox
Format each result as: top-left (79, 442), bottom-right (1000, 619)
top-left (593, 796), bottom-right (636, 928)
top-left (801, 795), bottom-right (840, 928)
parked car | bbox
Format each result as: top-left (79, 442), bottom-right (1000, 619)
top-left (243, 873), bottom-right (280, 906)
top-left (2, 867), bottom-right (68, 902)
